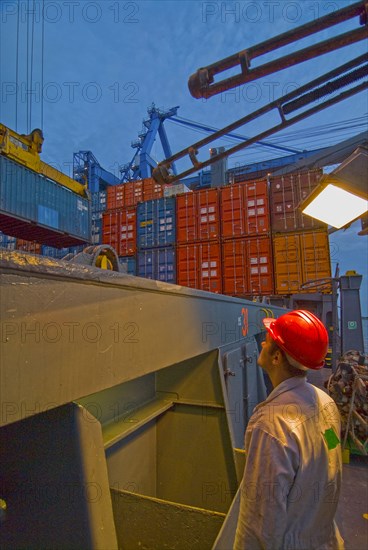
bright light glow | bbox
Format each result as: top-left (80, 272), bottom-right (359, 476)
top-left (302, 184), bottom-right (368, 229)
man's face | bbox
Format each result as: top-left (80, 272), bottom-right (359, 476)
top-left (257, 332), bottom-right (276, 371)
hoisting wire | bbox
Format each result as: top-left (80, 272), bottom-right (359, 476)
top-left (29, 0), bottom-right (36, 132)
top-left (15, 0), bottom-right (20, 132)
top-left (26, 0), bottom-right (30, 133)
top-left (41, 0), bottom-right (45, 130)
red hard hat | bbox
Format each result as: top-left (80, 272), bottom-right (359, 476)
top-left (262, 310), bottom-right (328, 370)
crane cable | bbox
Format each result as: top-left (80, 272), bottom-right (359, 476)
top-left (15, 0), bottom-right (20, 132)
top-left (19, 0), bottom-right (44, 133)
top-left (29, 0), bottom-right (36, 133)
top-left (26, 0), bottom-right (29, 133)
top-left (41, 0), bottom-right (45, 131)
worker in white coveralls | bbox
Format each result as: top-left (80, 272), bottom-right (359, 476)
top-left (233, 310), bottom-right (344, 550)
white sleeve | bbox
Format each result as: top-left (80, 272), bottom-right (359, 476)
top-left (233, 427), bottom-right (298, 550)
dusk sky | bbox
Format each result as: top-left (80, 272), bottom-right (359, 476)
top-left (1, 0), bottom-right (367, 313)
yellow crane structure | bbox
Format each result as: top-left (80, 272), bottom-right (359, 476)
top-left (0, 123), bottom-right (88, 198)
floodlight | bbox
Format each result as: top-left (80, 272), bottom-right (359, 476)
top-left (301, 145), bottom-right (368, 229)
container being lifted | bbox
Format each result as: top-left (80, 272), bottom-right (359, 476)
top-left (0, 124), bottom-right (90, 247)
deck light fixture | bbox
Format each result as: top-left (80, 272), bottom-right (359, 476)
top-left (301, 146), bottom-right (368, 229)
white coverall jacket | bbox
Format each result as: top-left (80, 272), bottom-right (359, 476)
top-left (233, 377), bottom-right (344, 550)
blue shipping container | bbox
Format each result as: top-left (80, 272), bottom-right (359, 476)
top-left (137, 197), bottom-right (176, 249)
top-left (137, 246), bottom-right (176, 283)
top-left (91, 212), bottom-right (103, 244)
top-left (0, 232), bottom-right (17, 250)
top-left (0, 156), bottom-right (90, 246)
top-left (91, 190), bottom-right (107, 213)
top-left (118, 256), bottom-right (136, 275)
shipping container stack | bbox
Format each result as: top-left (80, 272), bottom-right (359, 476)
top-left (268, 169), bottom-right (331, 295)
top-left (103, 178), bottom-right (163, 276)
top-left (176, 188), bottom-right (222, 293)
top-left (137, 197), bottom-right (176, 283)
top-left (91, 190), bottom-right (107, 245)
top-left (220, 179), bottom-right (274, 298)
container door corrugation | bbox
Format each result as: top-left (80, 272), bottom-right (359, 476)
top-left (269, 170), bottom-right (325, 233)
top-left (300, 230), bottom-right (331, 291)
top-left (107, 184), bottom-right (125, 210)
top-left (273, 230), bottom-right (331, 294)
top-left (137, 198), bottom-right (176, 249)
top-left (157, 246), bottom-right (176, 283)
top-left (222, 236), bottom-right (274, 296)
top-left (156, 197), bottom-right (176, 247)
top-left (176, 242), bottom-right (197, 288)
top-left (102, 210), bottom-right (120, 250)
top-left (176, 193), bottom-right (197, 243)
top-left (124, 180), bottom-right (144, 207)
top-left (118, 255), bottom-right (137, 275)
top-left (91, 190), bottom-right (107, 213)
top-left (198, 188), bottom-right (220, 241)
top-left (243, 179), bottom-right (270, 235)
top-left (91, 214), bottom-right (103, 245)
top-left (137, 201), bottom-right (155, 249)
top-left (273, 233), bottom-right (303, 294)
top-left (220, 184), bottom-right (245, 239)
top-left (142, 178), bottom-right (164, 202)
top-left (119, 207), bottom-right (137, 256)
top-left (137, 246), bottom-right (176, 283)
top-left (177, 241), bottom-right (222, 293)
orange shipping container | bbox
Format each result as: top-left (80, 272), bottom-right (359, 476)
top-left (176, 193), bottom-right (198, 243)
top-left (119, 207), bottom-right (137, 256)
top-left (273, 230), bottom-right (331, 294)
top-left (102, 210), bottom-right (120, 250)
top-left (177, 241), bottom-right (222, 293)
top-left (177, 188), bottom-right (220, 243)
top-left (102, 208), bottom-right (136, 256)
top-left (107, 184), bottom-right (125, 210)
top-left (16, 239), bottom-right (42, 254)
top-left (124, 180), bottom-right (144, 206)
top-left (221, 179), bottom-right (269, 238)
top-left (222, 236), bottom-right (274, 297)
top-left (142, 178), bottom-right (163, 201)
top-left (197, 188), bottom-right (220, 241)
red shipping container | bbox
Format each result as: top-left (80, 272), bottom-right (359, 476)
top-left (220, 184), bottom-right (244, 238)
top-left (119, 207), bottom-right (136, 256)
top-left (142, 178), bottom-right (163, 201)
top-left (107, 184), bottom-right (125, 210)
top-left (222, 236), bottom-right (274, 297)
top-left (124, 180), bottom-right (144, 206)
top-left (16, 239), bottom-right (42, 254)
top-left (102, 210), bottom-right (120, 250)
top-left (243, 179), bottom-right (270, 235)
top-left (221, 180), bottom-right (269, 238)
top-left (177, 241), bottom-right (222, 293)
top-left (270, 170), bottom-right (325, 232)
top-left (197, 188), bottom-right (220, 241)
top-left (176, 193), bottom-right (197, 243)
top-left (222, 238), bottom-right (247, 295)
